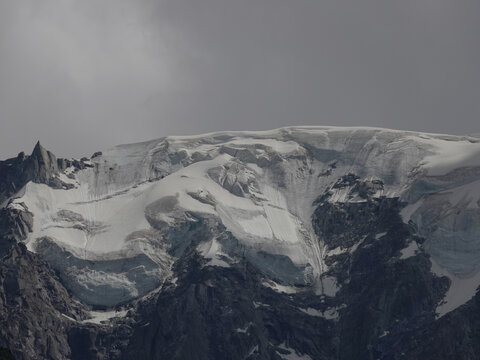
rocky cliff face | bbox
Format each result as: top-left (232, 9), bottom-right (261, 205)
top-left (1, 127), bottom-right (480, 359)
top-left (0, 244), bottom-right (89, 359)
top-left (0, 185), bottom-right (90, 359)
top-left (0, 142), bottom-right (76, 205)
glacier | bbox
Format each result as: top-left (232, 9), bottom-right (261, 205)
top-left (5, 126), bottom-right (480, 315)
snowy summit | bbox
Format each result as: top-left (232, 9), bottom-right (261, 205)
top-left (5, 126), bottom-right (480, 316)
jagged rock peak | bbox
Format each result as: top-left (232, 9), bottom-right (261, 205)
top-left (0, 141), bottom-right (67, 203)
top-left (31, 140), bottom-right (46, 159)
top-left (30, 140), bottom-right (59, 175)
top-left (32, 140), bottom-right (42, 152)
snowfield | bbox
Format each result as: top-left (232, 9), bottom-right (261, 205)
top-left (6, 126), bottom-right (480, 313)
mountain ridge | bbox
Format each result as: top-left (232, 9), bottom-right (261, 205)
top-left (1, 126), bottom-right (480, 359)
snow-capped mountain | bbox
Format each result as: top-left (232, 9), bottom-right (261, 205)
top-left (1, 126), bottom-right (480, 359)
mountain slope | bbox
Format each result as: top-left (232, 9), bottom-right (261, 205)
top-left (1, 126), bottom-right (480, 359)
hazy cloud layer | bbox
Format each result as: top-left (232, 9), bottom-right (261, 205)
top-left (0, 0), bottom-right (479, 158)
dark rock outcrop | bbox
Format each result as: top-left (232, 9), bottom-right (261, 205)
top-left (115, 176), bottom-right (454, 360)
top-left (28, 141), bottom-right (59, 184)
top-left (121, 249), bottom-right (336, 360)
top-left (0, 181), bottom-right (91, 360)
top-left (0, 244), bottom-right (89, 360)
top-left (0, 142), bottom-right (74, 204)
top-left (0, 348), bottom-right (15, 360)
top-left (0, 203), bottom-right (33, 256)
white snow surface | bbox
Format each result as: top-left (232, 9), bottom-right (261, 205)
top-left (7, 202), bottom-right (27, 211)
top-left (6, 126), bottom-right (480, 312)
top-left (400, 241), bottom-right (420, 259)
top-left (262, 280), bottom-right (301, 294)
top-left (431, 258), bottom-right (480, 318)
top-left (197, 237), bottom-right (232, 268)
top-left (414, 136), bottom-right (480, 176)
top-left (82, 309), bottom-right (128, 325)
top-left (277, 343), bottom-right (313, 360)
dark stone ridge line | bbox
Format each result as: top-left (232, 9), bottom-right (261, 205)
top-left (0, 142), bottom-right (66, 204)
top-left (0, 141), bottom-right (97, 205)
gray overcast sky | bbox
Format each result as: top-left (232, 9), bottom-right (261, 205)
top-left (0, 0), bottom-right (479, 159)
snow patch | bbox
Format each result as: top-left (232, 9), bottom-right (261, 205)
top-left (262, 280), bottom-right (300, 294)
top-left (320, 276), bottom-right (339, 297)
top-left (82, 309), bottom-right (128, 325)
top-left (299, 307), bottom-right (323, 317)
top-left (247, 345), bottom-right (259, 357)
top-left (60, 313), bottom-right (77, 322)
top-left (197, 237), bottom-right (232, 268)
top-left (431, 258), bottom-right (480, 317)
top-left (7, 202), bottom-right (27, 211)
top-left (400, 241), bottom-right (419, 259)
top-left (235, 322), bottom-right (252, 334)
top-left (379, 330), bottom-right (390, 338)
top-left (253, 301), bottom-right (270, 309)
top-left (299, 306), bottom-right (342, 320)
top-left (277, 343), bottom-right (312, 360)
top-left (400, 198), bottom-right (425, 223)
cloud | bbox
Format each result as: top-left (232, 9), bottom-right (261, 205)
top-left (0, 0), bottom-right (177, 157)
top-left (0, 0), bottom-right (479, 159)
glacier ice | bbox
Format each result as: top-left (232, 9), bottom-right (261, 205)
top-left (5, 126), bottom-right (480, 312)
